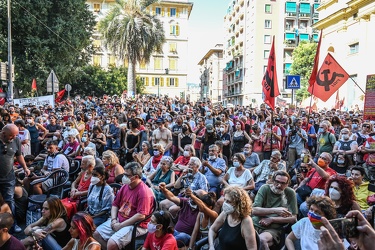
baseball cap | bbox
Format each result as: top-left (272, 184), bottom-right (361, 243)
top-left (206, 124), bottom-right (214, 133)
top-left (156, 117), bottom-right (164, 124)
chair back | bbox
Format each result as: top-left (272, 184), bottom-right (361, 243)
top-left (109, 183), bottom-right (122, 196)
top-left (45, 169), bottom-right (69, 197)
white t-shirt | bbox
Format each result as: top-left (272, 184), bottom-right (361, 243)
top-left (292, 217), bottom-right (321, 250)
top-left (226, 167), bottom-right (252, 188)
top-left (18, 129), bottom-right (31, 156)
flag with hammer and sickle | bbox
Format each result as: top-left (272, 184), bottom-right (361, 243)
top-left (308, 53), bottom-right (349, 102)
top-left (262, 37), bottom-right (280, 111)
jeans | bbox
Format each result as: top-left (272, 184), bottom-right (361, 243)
top-left (0, 172), bottom-right (16, 223)
top-left (174, 230), bottom-right (191, 248)
top-left (42, 234), bottom-right (62, 250)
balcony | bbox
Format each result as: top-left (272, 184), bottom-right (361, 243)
top-left (298, 13), bottom-right (311, 19)
top-left (225, 90), bottom-right (244, 97)
top-left (285, 12), bottom-right (297, 18)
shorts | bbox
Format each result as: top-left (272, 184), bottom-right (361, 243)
top-left (95, 219), bottom-right (147, 249)
top-left (255, 225), bottom-right (283, 245)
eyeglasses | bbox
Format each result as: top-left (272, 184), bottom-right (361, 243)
top-left (2, 145), bottom-right (7, 155)
top-left (274, 179), bottom-right (288, 186)
top-left (123, 173), bottom-right (133, 178)
top-left (363, 125), bottom-right (370, 128)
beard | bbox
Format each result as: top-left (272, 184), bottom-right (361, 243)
top-left (270, 184), bottom-right (284, 195)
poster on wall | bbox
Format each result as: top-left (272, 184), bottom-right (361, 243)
top-left (364, 74), bottom-right (375, 120)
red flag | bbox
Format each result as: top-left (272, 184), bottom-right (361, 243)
top-left (334, 91), bottom-right (340, 109)
top-left (340, 97), bottom-right (345, 109)
top-left (262, 37), bottom-right (280, 111)
top-left (309, 30), bottom-right (323, 90)
top-left (0, 88), bottom-right (5, 105)
top-left (55, 89), bottom-right (66, 103)
top-left (308, 53), bottom-right (349, 102)
top-left (31, 78), bottom-right (37, 91)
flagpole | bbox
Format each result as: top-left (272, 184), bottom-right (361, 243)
top-left (270, 110), bottom-right (273, 152)
top-left (349, 76), bottom-right (365, 94)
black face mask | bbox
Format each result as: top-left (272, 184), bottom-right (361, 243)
top-left (182, 127), bottom-right (188, 133)
top-left (77, 117), bottom-right (82, 121)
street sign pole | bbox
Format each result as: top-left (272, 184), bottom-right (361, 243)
top-left (7, 0), bottom-right (13, 102)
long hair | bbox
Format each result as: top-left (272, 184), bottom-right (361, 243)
top-left (45, 196), bottom-right (67, 224)
top-left (153, 211), bottom-right (174, 235)
top-left (224, 186), bottom-right (252, 219)
top-left (71, 212), bottom-right (96, 244)
top-left (325, 175), bottom-right (355, 208)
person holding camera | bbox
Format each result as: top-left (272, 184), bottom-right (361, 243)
top-left (287, 119), bottom-right (308, 169)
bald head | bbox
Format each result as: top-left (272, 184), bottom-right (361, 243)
top-left (1, 124), bottom-right (19, 143)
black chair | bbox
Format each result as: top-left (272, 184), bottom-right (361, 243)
top-left (124, 197), bottom-right (157, 250)
top-left (195, 229), bottom-right (262, 250)
top-left (109, 183), bottom-right (123, 196)
top-left (69, 159), bottom-right (81, 182)
top-left (28, 169), bottom-right (69, 206)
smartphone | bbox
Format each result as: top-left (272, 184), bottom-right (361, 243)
top-left (328, 217), bottom-right (359, 239)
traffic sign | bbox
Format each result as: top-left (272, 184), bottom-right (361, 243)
top-left (46, 70), bottom-right (59, 93)
top-left (65, 84), bottom-right (72, 92)
top-left (286, 75), bottom-right (301, 89)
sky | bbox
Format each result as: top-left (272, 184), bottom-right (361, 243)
top-left (187, 0), bottom-right (228, 84)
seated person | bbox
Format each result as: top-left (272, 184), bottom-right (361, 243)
top-left (83, 147), bottom-right (105, 169)
top-left (102, 150), bottom-right (124, 184)
top-left (143, 143), bottom-right (165, 176)
top-left (208, 186), bottom-right (257, 250)
top-left (243, 144), bottom-right (260, 171)
top-left (23, 140), bottom-right (69, 195)
top-left (93, 162), bottom-right (154, 250)
top-left (147, 156), bottom-right (176, 202)
top-left (62, 212), bottom-right (101, 250)
top-left (215, 153), bottom-right (254, 212)
top-left (61, 134), bottom-right (80, 158)
top-left (22, 197), bottom-right (71, 250)
top-left (133, 141), bottom-right (151, 167)
top-left (0, 213), bottom-right (26, 250)
top-left (172, 144), bottom-right (194, 173)
top-left (252, 170), bottom-right (298, 250)
top-left (350, 166), bottom-right (375, 216)
top-left (86, 167), bottom-right (114, 226)
top-left (285, 196), bottom-right (337, 250)
top-left (61, 120), bottom-right (79, 142)
top-left (76, 132), bottom-right (96, 157)
top-left (252, 150), bottom-right (286, 195)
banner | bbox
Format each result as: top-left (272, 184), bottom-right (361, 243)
top-left (276, 97), bottom-right (287, 107)
top-left (309, 30), bottom-right (322, 88)
top-left (308, 53), bottom-right (349, 102)
top-left (262, 37), bottom-right (280, 111)
top-left (13, 95), bottom-right (54, 108)
top-left (364, 74), bottom-right (375, 120)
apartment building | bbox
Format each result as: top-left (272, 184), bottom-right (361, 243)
top-left (198, 44), bottom-right (224, 103)
top-left (223, 0), bottom-right (320, 107)
top-left (86, 0), bottom-right (193, 98)
top-left (313, 0), bottom-right (375, 108)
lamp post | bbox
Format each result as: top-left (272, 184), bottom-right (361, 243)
top-left (7, 0), bottom-right (13, 102)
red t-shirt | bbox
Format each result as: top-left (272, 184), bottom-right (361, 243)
top-left (143, 232), bottom-right (178, 250)
top-left (306, 167), bottom-right (337, 190)
top-left (113, 181), bottom-right (153, 227)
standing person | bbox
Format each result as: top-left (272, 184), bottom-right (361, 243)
top-left (90, 126), bottom-right (106, 157)
top-left (193, 117), bottom-right (206, 158)
top-left (26, 114), bottom-right (47, 157)
top-left (251, 124), bottom-right (264, 162)
top-left (0, 124), bottom-right (30, 233)
top-left (124, 119), bottom-right (141, 163)
top-left (62, 212), bottom-right (101, 250)
top-left (178, 122), bottom-right (196, 155)
top-left (232, 120), bottom-right (252, 155)
top-left (171, 116), bottom-right (183, 159)
top-left (262, 117), bottom-right (281, 160)
top-left (287, 119), bottom-right (308, 169)
top-left (152, 118), bottom-right (172, 157)
top-left (14, 120), bottom-right (31, 156)
top-left (316, 121), bottom-right (336, 157)
top-left (105, 115), bottom-right (121, 151)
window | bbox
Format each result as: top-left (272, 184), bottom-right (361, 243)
top-left (139, 60), bottom-right (146, 69)
top-left (300, 34), bottom-right (309, 41)
top-left (93, 3), bottom-right (101, 13)
top-left (286, 2), bottom-right (297, 13)
top-left (108, 55), bottom-right (116, 66)
top-left (264, 35), bottom-right (271, 44)
top-left (170, 24), bottom-right (180, 36)
top-left (349, 43), bottom-right (359, 54)
top-left (265, 4), bottom-right (272, 13)
top-left (93, 55), bottom-right (101, 66)
top-left (299, 3), bottom-right (311, 14)
top-left (152, 77), bottom-right (160, 86)
top-left (93, 40), bottom-right (101, 48)
top-left (169, 78), bottom-right (175, 86)
top-left (154, 57), bottom-right (163, 70)
top-left (142, 77), bottom-right (150, 86)
top-left (169, 42), bottom-right (177, 53)
top-left (265, 20), bottom-right (272, 28)
top-left (264, 50), bottom-right (270, 59)
top-left (167, 78), bottom-right (179, 87)
top-left (155, 7), bottom-right (161, 15)
top-left (170, 8), bottom-right (176, 17)
top-left (169, 58), bottom-right (177, 70)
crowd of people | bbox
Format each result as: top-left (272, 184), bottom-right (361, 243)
top-left (0, 94), bottom-right (375, 249)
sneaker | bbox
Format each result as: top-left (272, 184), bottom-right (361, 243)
top-left (14, 224), bottom-right (22, 233)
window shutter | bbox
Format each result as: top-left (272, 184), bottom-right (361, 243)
top-left (161, 10), bottom-right (164, 16)
top-left (161, 78), bottom-right (164, 87)
top-left (152, 77), bottom-right (155, 86)
top-left (175, 78), bottom-right (179, 87)
top-left (166, 78), bottom-right (170, 87)
top-left (145, 77), bottom-right (149, 86)
top-left (170, 25), bottom-right (173, 34)
top-left (176, 25), bottom-right (180, 36)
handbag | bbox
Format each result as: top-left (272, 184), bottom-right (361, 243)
top-left (296, 170), bottom-right (316, 201)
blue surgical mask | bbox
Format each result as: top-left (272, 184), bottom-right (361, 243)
top-left (233, 162), bottom-right (240, 168)
top-left (153, 150), bottom-right (160, 156)
top-left (352, 124), bottom-right (358, 130)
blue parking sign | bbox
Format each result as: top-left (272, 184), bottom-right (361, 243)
top-left (286, 75), bottom-right (301, 89)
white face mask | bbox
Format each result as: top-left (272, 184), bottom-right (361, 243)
top-left (106, 119), bottom-right (111, 124)
top-left (147, 222), bottom-right (158, 234)
top-left (208, 155), bottom-right (216, 161)
top-left (81, 137), bottom-right (87, 143)
top-left (220, 127), bottom-right (225, 132)
top-left (222, 201), bottom-right (235, 214)
top-left (342, 134), bottom-right (349, 140)
top-left (27, 119), bottom-right (32, 124)
top-left (52, 136), bottom-right (58, 141)
top-left (122, 175), bottom-right (131, 185)
top-left (329, 188), bottom-right (341, 200)
top-left (183, 150), bottom-right (190, 157)
top-left (90, 176), bottom-right (100, 185)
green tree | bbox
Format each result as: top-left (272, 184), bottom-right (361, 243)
top-left (71, 65), bottom-right (144, 97)
top-left (289, 40), bottom-right (317, 102)
top-left (0, 0), bottom-right (95, 97)
top-left (99, 0), bottom-right (165, 97)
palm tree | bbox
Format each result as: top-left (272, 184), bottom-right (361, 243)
top-left (99, 0), bottom-right (165, 97)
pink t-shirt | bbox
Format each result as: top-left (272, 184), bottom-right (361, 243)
top-left (113, 181), bottom-right (153, 227)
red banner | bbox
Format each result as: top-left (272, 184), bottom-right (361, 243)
top-left (308, 53), bottom-right (349, 102)
top-left (309, 30), bottom-right (322, 88)
top-left (55, 89), bottom-right (66, 103)
top-left (262, 38), bottom-right (280, 111)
